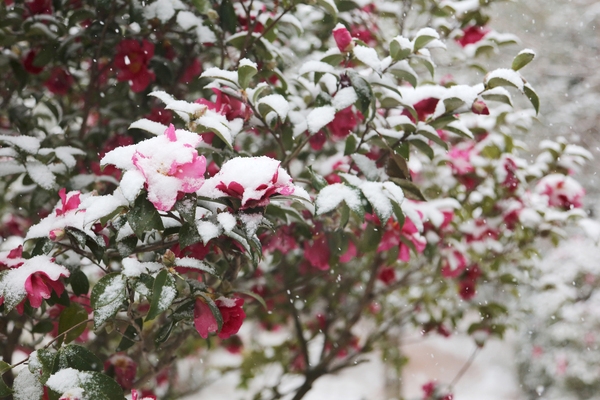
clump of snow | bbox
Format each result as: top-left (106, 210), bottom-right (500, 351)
top-left (307, 106), bottom-right (336, 134)
top-left (332, 87), bottom-right (357, 110)
top-left (258, 94), bottom-right (289, 120)
top-left (46, 368), bottom-right (91, 395)
top-left (122, 258), bottom-right (163, 278)
top-left (143, 0), bottom-right (185, 23)
top-left (316, 183), bottom-right (362, 215)
top-left (13, 368), bottom-right (43, 400)
top-left (217, 212), bottom-right (237, 233)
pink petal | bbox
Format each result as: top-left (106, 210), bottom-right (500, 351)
top-left (194, 299), bottom-right (218, 339)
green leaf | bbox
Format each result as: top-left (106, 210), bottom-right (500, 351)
top-left (413, 30), bottom-right (439, 52)
top-left (348, 71), bottom-right (373, 115)
top-left (33, 45), bottom-right (56, 67)
top-left (238, 62), bottom-right (257, 89)
top-left (359, 223), bottom-right (383, 253)
top-left (175, 194), bottom-right (201, 224)
top-left (410, 139), bottom-right (434, 159)
top-left (68, 9), bottom-right (95, 26)
top-left (57, 302), bottom-right (89, 345)
top-left (146, 270), bottom-right (177, 321)
top-left (389, 177), bottom-right (426, 201)
top-left (523, 83), bottom-right (540, 114)
top-left (389, 67), bottom-right (418, 88)
top-left (218, 0), bottom-right (237, 34)
top-left (29, 349), bottom-right (57, 384)
top-left (307, 166), bottom-right (328, 191)
top-left (179, 222), bottom-right (202, 249)
top-left (127, 193), bottom-right (164, 239)
top-left (57, 344), bottom-right (102, 372)
top-left (0, 361), bottom-right (12, 397)
top-left (70, 269), bottom-right (89, 297)
top-left (235, 289), bottom-right (268, 310)
top-left (511, 49), bottom-right (535, 71)
top-left (344, 134), bottom-right (357, 156)
top-left (32, 320), bottom-right (55, 334)
top-left (390, 37), bottom-right (412, 61)
top-left (90, 273), bottom-right (126, 329)
top-left (196, 292), bottom-right (223, 332)
top-left (117, 235), bottom-right (138, 257)
top-left (386, 153), bottom-right (411, 181)
top-left (315, 0), bottom-right (338, 18)
top-left (417, 128), bottom-right (448, 150)
top-left (321, 53), bottom-right (345, 66)
top-left (442, 97), bottom-right (465, 114)
top-left (154, 319), bottom-right (175, 346)
top-left (116, 319), bottom-right (142, 352)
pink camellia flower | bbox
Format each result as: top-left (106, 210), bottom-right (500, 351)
top-left (456, 25), bottom-right (490, 47)
top-left (535, 173), bottom-right (585, 210)
top-left (351, 25), bottom-right (376, 46)
top-left (447, 142), bottom-right (476, 175)
top-left (471, 98), bottom-right (490, 115)
top-left (403, 97), bottom-right (439, 123)
top-left (304, 232), bottom-right (330, 270)
top-left (114, 39), bottom-right (155, 93)
top-left (198, 156), bottom-right (307, 210)
top-left (377, 216), bottom-right (426, 262)
top-left (194, 297), bottom-right (246, 339)
top-left (421, 381), bottom-right (454, 400)
top-left (0, 254), bottom-right (69, 313)
top-left (333, 23), bottom-right (354, 52)
top-left (101, 124), bottom-right (207, 212)
top-left (196, 88), bottom-right (252, 121)
top-left (44, 68), bottom-right (74, 95)
top-left (56, 188), bottom-right (81, 216)
top-left (105, 354), bottom-right (137, 390)
top-left (440, 248), bottom-right (468, 278)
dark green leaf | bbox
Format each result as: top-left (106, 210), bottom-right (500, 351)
top-left (0, 361), bottom-right (12, 397)
top-left (117, 235), bottom-right (138, 257)
top-left (236, 289), bottom-right (268, 310)
top-left (359, 223), bottom-right (382, 253)
top-left (417, 129), bottom-right (448, 150)
top-left (32, 320), bottom-right (55, 334)
top-left (390, 177), bottom-right (426, 201)
top-left (29, 349), bottom-right (57, 384)
top-left (386, 153), bottom-right (411, 181)
top-left (511, 50), bottom-right (535, 71)
top-left (57, 302), bottom-right (88, 345)
top-left (344, 134), bottom-right (357, 156)
top-left (127, 194), bottom-right (164, 239)
top-left (116, 319), bottom-right (142, 352)
top-left (70, 269), bottom-right (89, 297)
top-left (218, 0), bottom-right (237, 34)
top-left (307, 166), bottom-right (328, 191)
top-left (146, 270), bottom-right (177, 321)
top-left (175, 193), bottom-right (197, 224)
top-left (348, 71), bottom-right (373, 115)
top-left (155, 319), bottom-right (175, 346)
top-left (90, 273), bottom-right (126, 329)
top-left (410, 139), bottom-right (434, 159)
top-left (179, 222), bottom-right (202, 249)
top-left (57, 344), bottom-right (102, 372)
top-left (523, 83), bottom-right (540, 114)
top-left (442, 97), bottom-right (464, 114)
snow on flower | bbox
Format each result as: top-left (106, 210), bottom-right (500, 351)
top-left (535, 174), bottom-right (585, 210)
top-left (115, 39), bottom-right (156, 93)
top-left (193, 297), bottom-right (246, 339)
top-left (0, 254), bottom-right (70, 312)
top-left (101, 124), bottom-right (206, 211)
top-left (332, 23), bottom-right (353, 52)
top-left (198, 156), bottom-right (308, 209)
top-left (456, 25), bottom-right (490, 47)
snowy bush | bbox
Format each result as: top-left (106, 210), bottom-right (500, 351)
top-left (0, 0), bottom-right (593, 399)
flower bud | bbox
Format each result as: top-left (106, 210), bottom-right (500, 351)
top-left (333, 23), bottom-right (354, 53)
top-left (49, 228), bottom-right (66, 242)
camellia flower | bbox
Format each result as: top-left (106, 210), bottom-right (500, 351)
top-left (304, 232), bottom-right (330, 270)
top-left (333, 23), bottom-right (354, 52)
top-left (0, 254), bottom-right (70, 312)
top-left (104, 354), bottom-right (137, 390)
top-left (196, 88), bottom-right (251, 122)
top-left (376, 216), bottom-right (427, 262)
top-left (193, 297), bottom-right (246, 339)
top-left (198, 156), bottom-right (308, 210)
top-left (44, 68), bottom-right (74, 95)
top-left (456, 25), bottom-right (490, 47)
top-left (535, 173), bottom-right (585, 210)
top-left (114, 39), bottom-right (155, 93)
top-left (101, 124), bottom-right (207, 211)
top-left (56, 188), bottom-right (81, 216)
top-left (328, 107), bottom-right (362, 138)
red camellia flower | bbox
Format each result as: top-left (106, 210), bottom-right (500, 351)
top-left (114, 39), bottom-right (155, 93)
top-left (333, 23), bottom-right (353, 52)
top-left (24, 0), bottom-right (52, 15)
top-left (23, 50), bottom-right (44, 74)
top-left (377, 266), bottom-right (396, 285)
top-left (180, 58), bottom-right (202, 84)
top-left (328, 107), bottom-right (362, 138)
top-left (105, 354), bottom-right (137, 390)
top-left (456, 25), bottom-right (490, 47)
top-left (44, 68), bottom-right (74, 95)
top-left (193, 297), bottom-right (246, 339)
top-left (304, 232), bottom-right (331, 270)
top-left (196, 88), bottom-right (252, 121)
